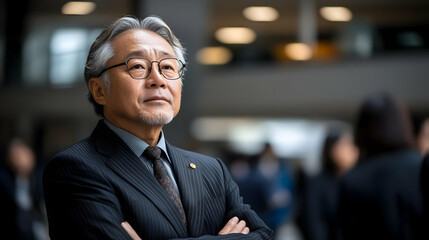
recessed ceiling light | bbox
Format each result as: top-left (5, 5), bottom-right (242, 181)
top-left (284, 43), bottom-right (313, 61)
top-left (215, 27), bottom-right (256, 44)
top-left (320, 6), bottom-right (353, 22)
top-left (243, 6), bottom-right (279, 22)
top-left (62, 1), bottom-right (96, 15)
top-left (196, 47), bottom-right (233, 65)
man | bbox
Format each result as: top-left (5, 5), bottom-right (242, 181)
top-left (43, 16), bottom-right (273, 240)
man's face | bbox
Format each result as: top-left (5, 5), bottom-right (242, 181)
top-left (100, 29), bottom-right (182, 129)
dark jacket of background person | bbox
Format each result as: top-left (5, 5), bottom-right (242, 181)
top-left (338, 93), bottom-right (423, 240)
top-left (301, 127), bottom-right (357, 240)
top-left (0, 139), bottom-right (46, 240)
top-left (420, 153), bottom-right (429, 237)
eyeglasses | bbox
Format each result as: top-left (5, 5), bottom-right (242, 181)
top-left (97, 57), bottom-right (186, 80)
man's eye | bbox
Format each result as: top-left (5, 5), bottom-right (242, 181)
top-left (131, 64), bottom-right (145, 70)
top-left (162, 65), bottom-right (175, 71)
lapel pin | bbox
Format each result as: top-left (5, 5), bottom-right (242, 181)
top-left (189, 163), bottom-right (197, 169)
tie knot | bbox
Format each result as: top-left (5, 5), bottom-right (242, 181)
top-left (144, 146), bottom-right (162, 161)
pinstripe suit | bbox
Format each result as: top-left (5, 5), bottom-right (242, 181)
top-left (43, 120), bottom-right (273, 239)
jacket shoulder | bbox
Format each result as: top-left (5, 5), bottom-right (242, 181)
top-left (44, 137), bottom-right (104, 179)
top-left (51, 137), bottom-right (94, 158)
top-left (340, 149), bottom-right (422, 195)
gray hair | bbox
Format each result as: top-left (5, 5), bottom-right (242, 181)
top-left (84, 15), bottom-right (186, 116)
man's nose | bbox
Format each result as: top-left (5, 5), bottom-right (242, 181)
top-left (145, 63), bottom-right (167, 88)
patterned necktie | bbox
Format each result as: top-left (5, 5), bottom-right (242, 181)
top-left (144, 146), bottom-right (187, 225)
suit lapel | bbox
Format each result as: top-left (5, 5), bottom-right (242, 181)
top-left (90, 120), bottom-right (188, 237)
top-left (167, 143), bottom-right (205, 237)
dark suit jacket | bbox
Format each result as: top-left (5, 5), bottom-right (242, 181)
top-left (338, 149), bottom-right (423, 240)
top-left (43, 120), bottom-right (273, 240)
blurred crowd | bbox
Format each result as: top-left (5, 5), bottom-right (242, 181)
top-left (227, 92), bottom-right (429, 240)
top-left (1, 92), bottom-right (429, 240)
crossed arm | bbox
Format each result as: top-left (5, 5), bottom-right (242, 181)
top-left (122, 216), bottom-right (250, 240)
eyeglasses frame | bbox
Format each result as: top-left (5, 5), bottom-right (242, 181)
top-left (97, 57), bottom-right (186, 80)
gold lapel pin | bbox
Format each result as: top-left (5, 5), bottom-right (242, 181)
top-left (189, 163), bottom-right (197, 169)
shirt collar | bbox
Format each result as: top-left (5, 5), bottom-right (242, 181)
top-left (103, 119), bottom-right (171, 163)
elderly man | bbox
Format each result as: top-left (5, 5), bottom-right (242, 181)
top-left (43, 16), bottom-right (273, 240)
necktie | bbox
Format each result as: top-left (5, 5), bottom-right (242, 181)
top-left (144, 146), bottom-right (187, 225)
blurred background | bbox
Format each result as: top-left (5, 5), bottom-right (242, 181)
top-left (0, 0), bottom-right (428, 239)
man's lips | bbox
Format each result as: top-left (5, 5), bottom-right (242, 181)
top-left (144, 96), bottom-right (170, 103)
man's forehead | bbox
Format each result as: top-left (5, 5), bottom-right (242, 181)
top-left (111, 29), bottom-right (176, 59)
top-left (125, 50), bottom-right (175, 59)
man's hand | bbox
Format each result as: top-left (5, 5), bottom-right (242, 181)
top-left (122, 222), bottom-right (142, 240)
top-left (218, 216), bottom-right (250, 235)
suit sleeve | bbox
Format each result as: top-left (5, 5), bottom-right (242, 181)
top-left (43, 154), bottom-right (132, 240)
top-left (170, 159), bottom-right (274, 240)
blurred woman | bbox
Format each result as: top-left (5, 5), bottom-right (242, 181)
top-left (338, 93), bottom-right (423, 240)
top-left (302, 125), bottom-right (358, 240)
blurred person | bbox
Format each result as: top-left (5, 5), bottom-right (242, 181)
top-left (43, 16), bottom-right (272, 240)
top-left (0, 138), bottom-right (47, 240)
top-left (414, 117), bottom-right (429, 155)
top-left (229, 153), bottom-right (252, 183)
top-left (301, 125), bottom-right (358, 240)
top-left (338, 93), bottom-right (423, 240)
top-left (233, 143), bottom-right (294, 233)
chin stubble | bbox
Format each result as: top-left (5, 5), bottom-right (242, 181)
top-left (138, 111), bottom-right (174, 126)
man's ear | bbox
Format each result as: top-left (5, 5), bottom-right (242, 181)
top-left (88, 77), bottom-right (107, 105)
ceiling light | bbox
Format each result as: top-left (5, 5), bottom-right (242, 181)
top-left (196, 47), bottom-right (233, 65)
top-left (243, 6), bottom-right (279, 22)
top-left (284, 43), bottom-right (313, 61)
top-left (62, 1), bottom-right (96, 15)
top-left (320, 6), bottom-right (353, 22)
top-left (215, 27), bottom-right (256, 44)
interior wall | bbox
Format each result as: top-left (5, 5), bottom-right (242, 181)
top-left (199, 52), bottom-right (429, 120)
